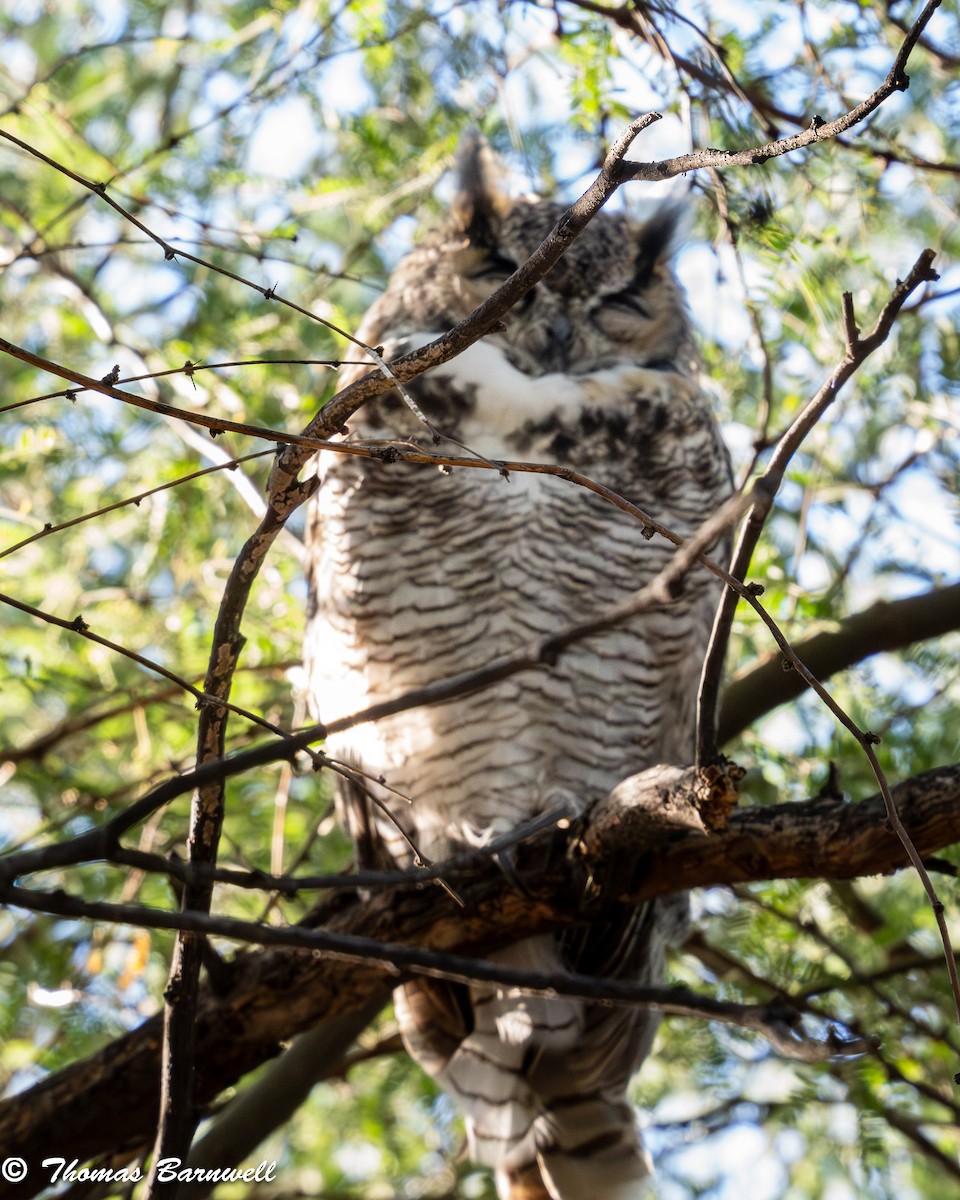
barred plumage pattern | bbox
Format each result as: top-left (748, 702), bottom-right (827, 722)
top-left (304, 136), bottom-right (731, 1200)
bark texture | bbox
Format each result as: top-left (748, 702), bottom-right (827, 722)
top-left (0, 762), bottom-right (957, 1197)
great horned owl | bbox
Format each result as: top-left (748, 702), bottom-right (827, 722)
top-left (304, 134), bottom-right (732, 1200)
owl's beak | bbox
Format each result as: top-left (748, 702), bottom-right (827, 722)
top-left (543, 314), bottom-right (573, 371)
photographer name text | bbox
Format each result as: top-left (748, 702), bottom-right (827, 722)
top-left (42, 1158), bottom-right (277, 1185)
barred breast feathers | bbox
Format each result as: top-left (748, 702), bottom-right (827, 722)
top-left (303, 131), bottom-right (733, 1200)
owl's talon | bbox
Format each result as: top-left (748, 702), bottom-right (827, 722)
top-left (493, 845), bottom-right (530, 897)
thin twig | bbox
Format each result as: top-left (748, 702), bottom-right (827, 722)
top-left (108, 805), bottom-right (574, 895)
top-left (0, 124), bottom-right (369, 352)
top-left (696, 248), bottom-right (940, 765)
top-left (718, 582), bottom-right (960, 743)
top-left (0, 335), bottom-right (352, 453)
top-left (863, 741), bottom-right (960, 1034)
top-left (0, 450), bottom-right (274, 560)
top-left (0, 880), bottom-right (864, 1060)
top-left (733, 582), bottom-right (960, 1033)
top-left (0, 590), bottom-right (321, 760)
top-left (0, 359), bottom-right (361, 415)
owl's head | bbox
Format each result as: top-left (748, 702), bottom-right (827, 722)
top-left (371, 132), bottom-right (695, 378)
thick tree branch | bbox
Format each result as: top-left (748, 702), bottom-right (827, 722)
top-left (718, 582), bottom-right (960, 744)
top-left (0, 762), bottom-right (957, 1197)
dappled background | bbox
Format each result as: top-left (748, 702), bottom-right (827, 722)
top-left (1, 2), bottom-right (959, 1197)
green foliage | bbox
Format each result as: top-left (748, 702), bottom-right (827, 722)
top-left (0, 1), bottom-right (958, 1197)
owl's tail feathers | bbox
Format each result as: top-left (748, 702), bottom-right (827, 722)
top-left (495, 1096), bottom-right (653, 1200)
top-left (440, 940), bottom-right (585, 1169)
top-left (394, 962), bottom-right (543, 1167)
top-left (397, 936), bottom-right (653, 1200)
top-left (533, 1097), bottom-right (653, 1199)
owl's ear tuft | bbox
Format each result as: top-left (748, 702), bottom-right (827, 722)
top-left (450, 130), bottom-right (510, 247)
top-left (634, 203), bottom-right (686, 284)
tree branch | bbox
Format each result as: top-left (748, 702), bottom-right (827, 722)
top-left (0, 762), bottom-right (957, 1197)
top-left (718, 582), bottom-right (960, 744)
top-left (696, 247), bottom-right (940, 765)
